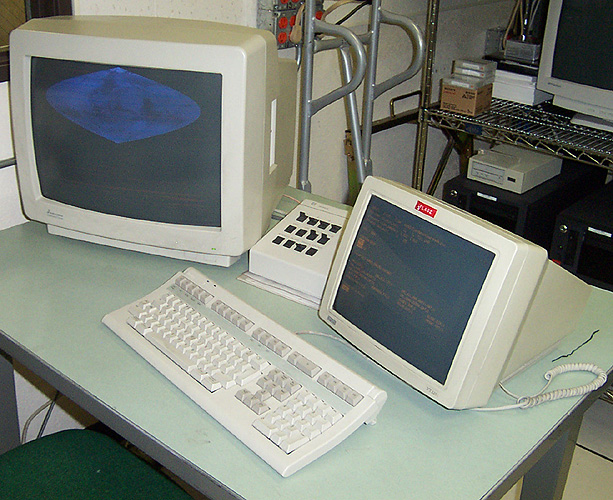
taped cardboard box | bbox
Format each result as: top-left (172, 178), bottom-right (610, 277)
top-left (440, 82), bottom-right (493, 116)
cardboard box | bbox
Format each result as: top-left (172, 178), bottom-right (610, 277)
top-left (440, 82), bottom-right (493, 116)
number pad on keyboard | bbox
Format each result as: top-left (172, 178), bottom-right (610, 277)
top-left (253, 390), bottom-right (343, 454)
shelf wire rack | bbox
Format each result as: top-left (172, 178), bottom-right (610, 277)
top-left (426, 99), bottom-right (613, 170)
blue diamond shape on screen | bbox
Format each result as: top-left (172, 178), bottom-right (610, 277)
top-left (46, 67), bottom-right (201, 144)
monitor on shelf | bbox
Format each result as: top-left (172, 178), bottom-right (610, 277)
top-left (537, 0), bottom-right (613, 132)
top-left (10, 16), bottom-right (296, 266)
top-left (319, 176), bottom-right (592, 410)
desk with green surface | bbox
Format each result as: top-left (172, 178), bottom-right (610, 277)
top-left (1, 220), bottom-right (612, 500)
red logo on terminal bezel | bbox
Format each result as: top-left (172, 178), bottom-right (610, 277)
top-left (415, 201), bottom-right (437, 218)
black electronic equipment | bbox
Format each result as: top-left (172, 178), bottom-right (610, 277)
top-left (442, 161), bottom-right (606, 252)
top-left (550, 182), bottom-right (613, 291)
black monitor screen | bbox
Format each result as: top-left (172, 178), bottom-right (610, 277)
top-left (333, 195), bottom-right (495, 384)
top-left (552, 0), bottom-right (612, 92)
top-left (30, 57), bottom-right (223, 227)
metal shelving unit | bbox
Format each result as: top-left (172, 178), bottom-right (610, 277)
top-left (412, 0), bottom-right (613, 191)
top-left (427, 99), bottom-right (613, 170)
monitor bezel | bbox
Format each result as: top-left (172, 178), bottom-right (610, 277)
top-left (319, 177), bottom-right (548, 409)
top-left (537, 0), bottom-right (613, 123)
top-left (10, 17), bottom-right (281, 262)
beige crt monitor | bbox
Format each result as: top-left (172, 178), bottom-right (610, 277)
top-left (11, 16), bottom-right (296, 266)
top-left (319, 176), bottom-right (591, 409)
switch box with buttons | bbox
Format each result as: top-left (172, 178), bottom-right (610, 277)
top-left (249, 200), bottom-right (349, 301)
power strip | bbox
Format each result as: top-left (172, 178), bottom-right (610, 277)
top-left (249, 200), bottom-right (350, 300)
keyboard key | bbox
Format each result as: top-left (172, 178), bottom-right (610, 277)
top-left (280, 432), bottom-right (309, 453)
top-left (201, 375), bottom-right (222, 392)
top-left (253, 418), bottom-right (276, 438)
top-left (288, 352), bottom-right (321, 378)
top-left (235, 367), bottom-right (260, 386)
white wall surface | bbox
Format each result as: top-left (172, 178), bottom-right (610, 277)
top-left (0, 83), bottom-right (14, 161)
top-left (74, 0), bottom-right (256, 25)
top-left (0, 83), bottom-right (26, 230)
top-left (2, 0), bottom-right (514, 439)
top-left (0, 165), bottom-right (26, 229)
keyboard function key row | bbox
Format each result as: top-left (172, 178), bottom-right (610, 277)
top-left (210, 299), bottom-right (255, 332)
top-left (317, 371), bottom-right (363, 406)
top-left (174, 276), bottom-right (213, 303)
top-left (252, 327), bottom-right (291, 357)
